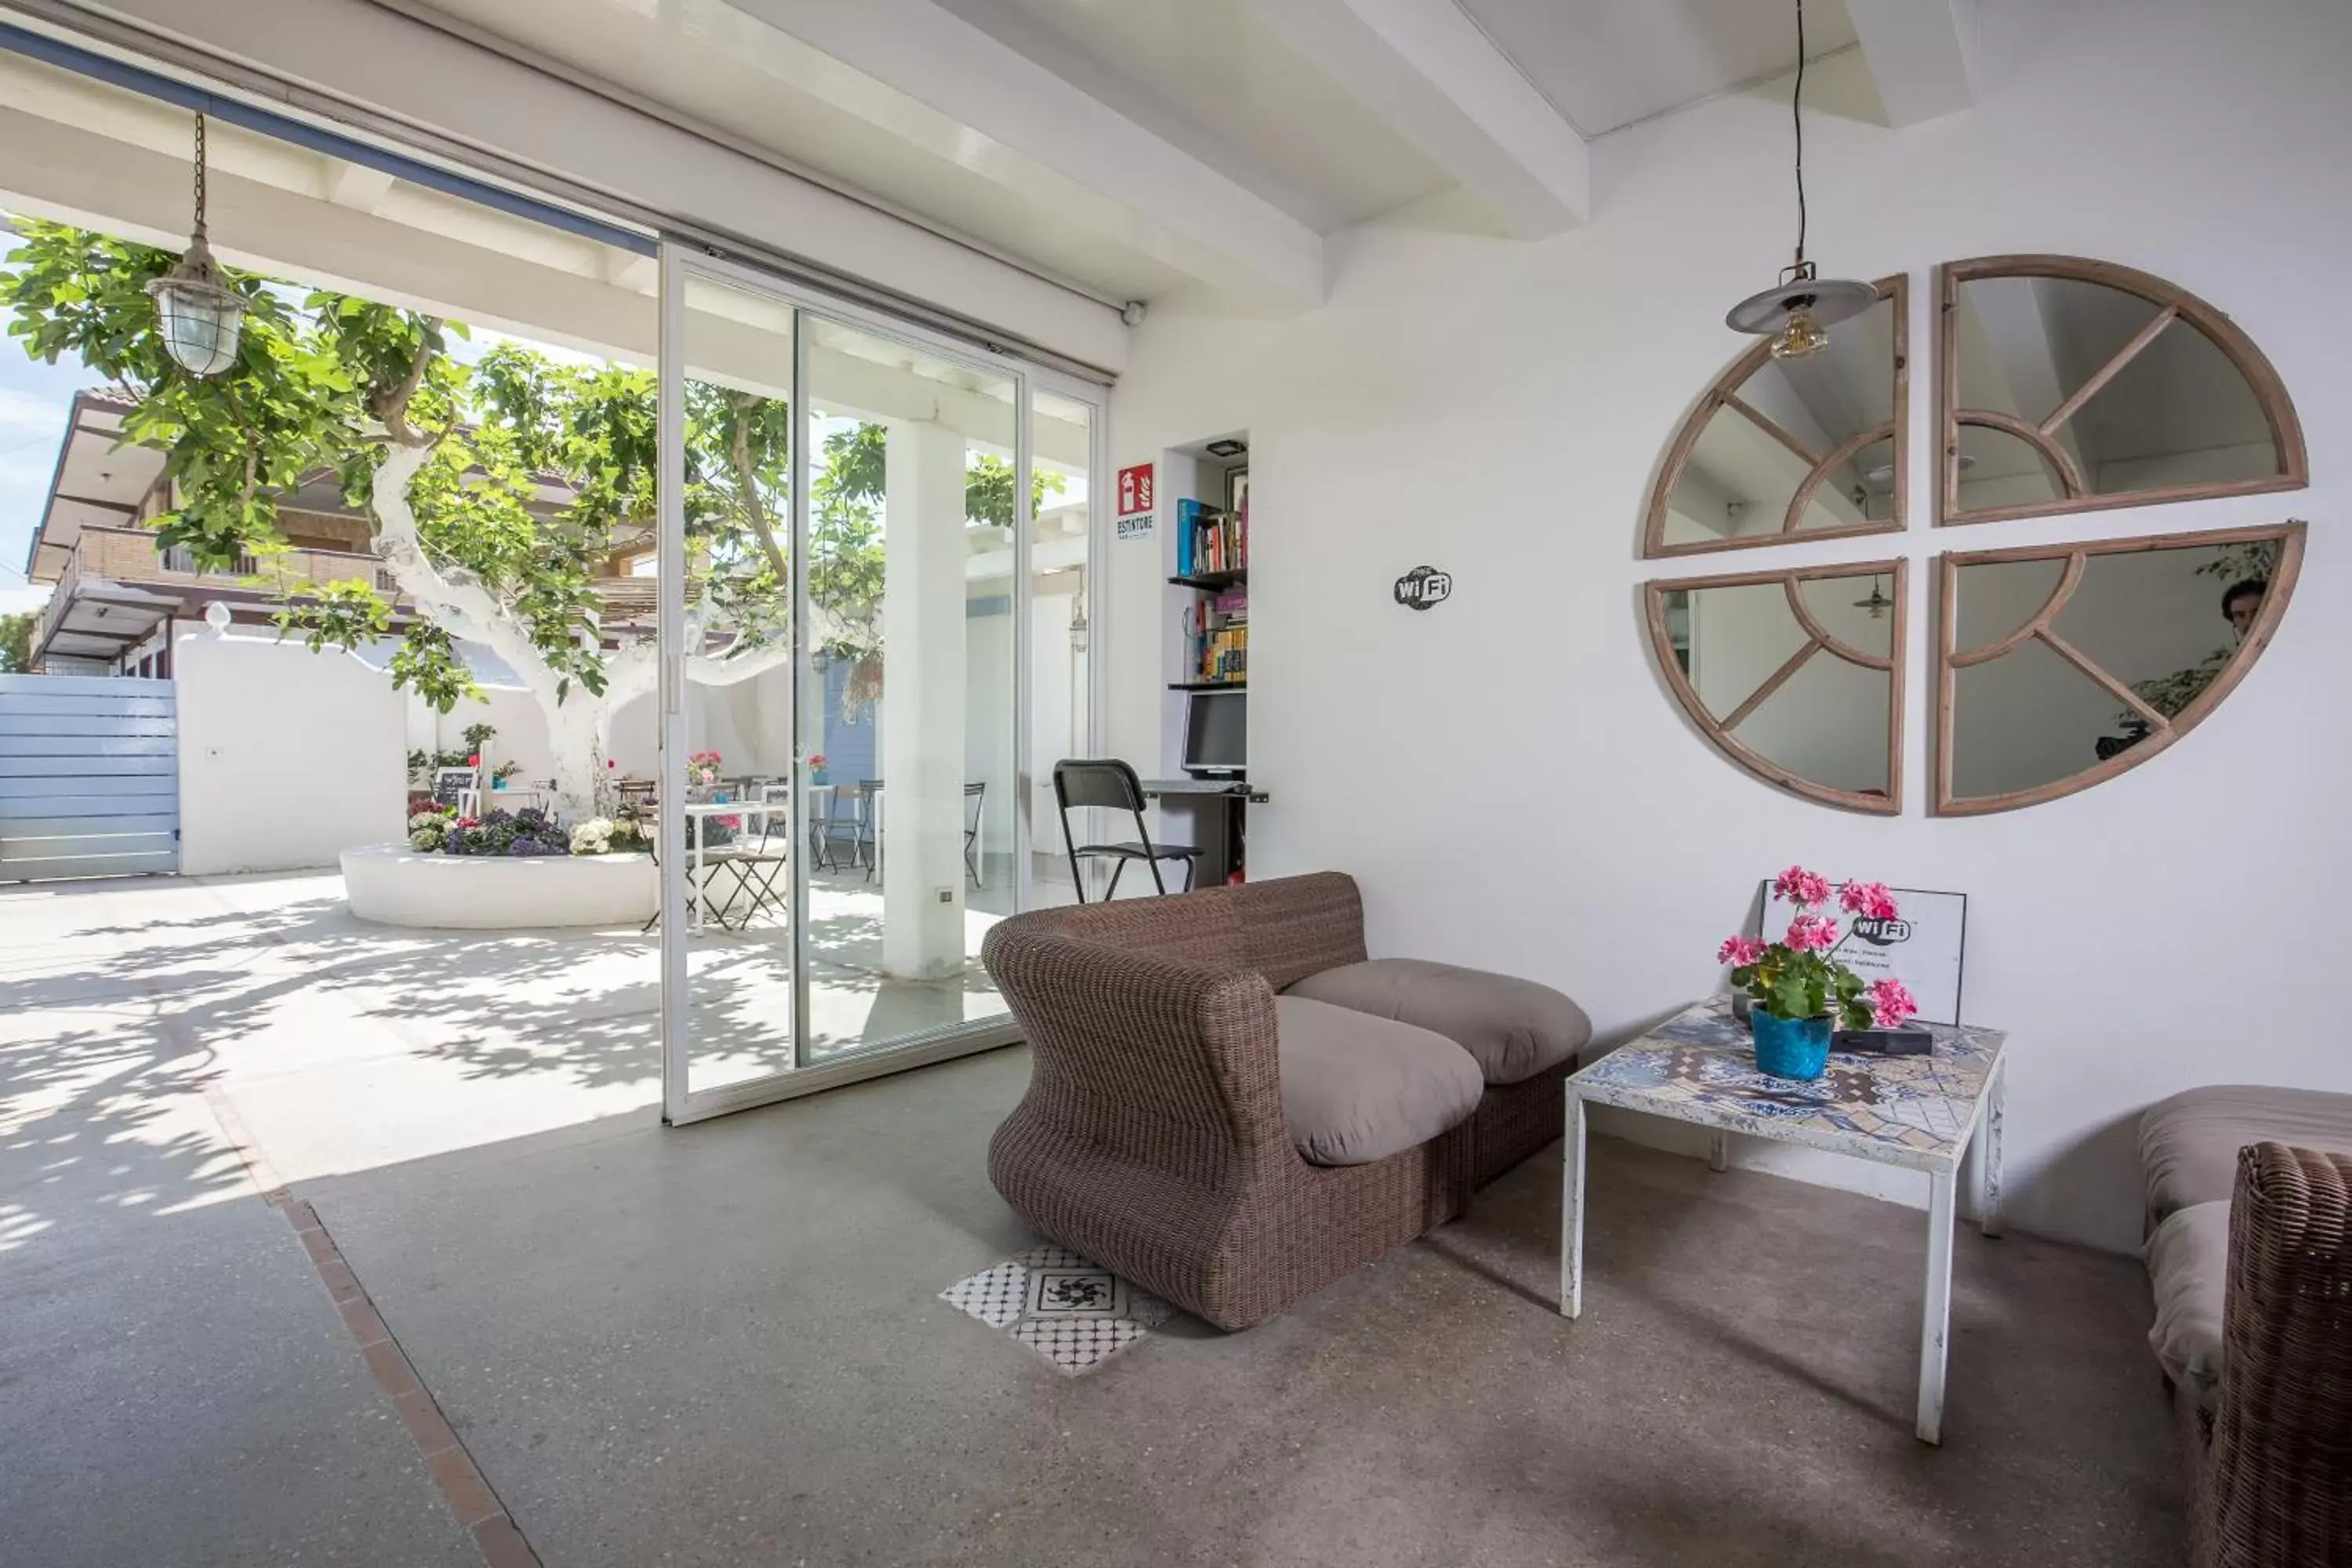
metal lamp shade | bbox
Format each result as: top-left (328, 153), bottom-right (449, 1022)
top-left (1726, 271), bottom-right (1878, 360)
top-left (147, 235), bottom-right (245, 378)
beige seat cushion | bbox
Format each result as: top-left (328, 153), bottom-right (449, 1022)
top-left (1274, 995), bottom-right (1483, 1167)
top-left (1286, 958), bottom-right (1592, 1085)
top-left (2140, 1085), bottom-right (2352, 1221)
top-left (2146, 1200), bottom-right (2231, 1410)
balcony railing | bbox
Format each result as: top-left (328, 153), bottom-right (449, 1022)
top-left (64, 525), bottom-right (400, 597)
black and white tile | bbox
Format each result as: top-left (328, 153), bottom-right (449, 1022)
top-left (939, 1245), bottom-right (1172, 1374)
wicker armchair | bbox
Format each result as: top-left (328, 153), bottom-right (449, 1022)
top-left (2198, 1142), bottom-right (2352, 1568)
top-left (982, 872), bottom-right (1576, 1330)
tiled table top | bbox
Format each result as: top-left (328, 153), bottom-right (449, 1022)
top-left (1569, 996), bottom-right (2008, 1174)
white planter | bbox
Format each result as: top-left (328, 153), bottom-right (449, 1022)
top-left (341, 844), bottom-right (657, 929)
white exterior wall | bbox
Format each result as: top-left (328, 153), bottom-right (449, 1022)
top-left (175, 622), bottom-right (405, 876)
top-left (1104, 0), bottom-right (2352, 1254)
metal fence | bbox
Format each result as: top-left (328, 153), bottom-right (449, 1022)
top-left (0, 673), bottom-right (179, 881)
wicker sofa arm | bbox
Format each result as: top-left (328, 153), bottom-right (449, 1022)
top-left (982, 922), bottom-right (1292, 1184)
top-left (2207, 1142), bottom-right (2352, 1568)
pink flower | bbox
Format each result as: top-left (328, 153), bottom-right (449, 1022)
top-left (1784, 913), bottom-right (1841, 953)
top-left (1839, 880), bottom-right (1900, 921)
top-left (1772, 865), bottom-right (1833, 908)
top-left (1717, 935), bottom-right (1766, 967)
top-left (1867, 977), bottom-right (1918, 1028)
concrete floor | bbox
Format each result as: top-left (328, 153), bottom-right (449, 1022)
top-left (1, 873), bottom-right (2185, 1567)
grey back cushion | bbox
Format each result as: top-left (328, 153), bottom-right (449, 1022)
top-left (2140, 1085), bottom-right (2352, 1221)
top-left (1274, 996), bottom-right (1482, 1166)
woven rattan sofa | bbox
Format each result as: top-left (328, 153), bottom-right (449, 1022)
top-left (2139, 1088), bottom-right (2352, 1566)
top-left (982, 872), bottom-right (1589, 1330)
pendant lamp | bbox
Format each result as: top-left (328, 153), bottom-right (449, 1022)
top-left (1725, 0), bottom-right (1874, 360)
top-left (148, 113), bottom-right (246, 378)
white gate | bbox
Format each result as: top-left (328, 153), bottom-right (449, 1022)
top-left (0, 674), bottom-right (180, 881)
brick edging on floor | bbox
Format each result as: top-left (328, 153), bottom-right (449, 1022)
top-left (277, 1196), bottom-right (543, 1568)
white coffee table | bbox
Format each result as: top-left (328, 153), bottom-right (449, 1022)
top-left (1559, 996), bottom-right (2009, 1444)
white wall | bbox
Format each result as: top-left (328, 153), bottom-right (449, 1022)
top-left (1105, 0), bottom-right (2352, 1253)
top-left (175, 622), bottom-right (405, 875)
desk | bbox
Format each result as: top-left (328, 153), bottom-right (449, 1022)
top-left (1138, 778), bottom-right (1265, 887)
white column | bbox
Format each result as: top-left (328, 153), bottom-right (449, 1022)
top-left (881, 419), bottom-right (969, 979)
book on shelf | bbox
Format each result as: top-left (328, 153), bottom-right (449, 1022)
top-left (1195, 620), bottom-right (1247, 684)
top-left (1176, 498), bottom-right (1247, 579)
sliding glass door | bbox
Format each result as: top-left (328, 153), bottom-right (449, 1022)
top-left (657, 244), bottom-right (1102, 1123)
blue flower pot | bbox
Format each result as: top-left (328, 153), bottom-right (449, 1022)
top-left (1751, 1010), bottom-right (1834, 1080)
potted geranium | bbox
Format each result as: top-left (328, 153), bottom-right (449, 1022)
top-left (1716, 866), bottom-right (1919, 1080)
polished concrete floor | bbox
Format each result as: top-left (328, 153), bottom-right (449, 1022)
top-left (2, 876), bottom-right (2185, 1568)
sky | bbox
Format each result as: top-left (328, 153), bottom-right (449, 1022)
top-left (0, 339), bottom-right (90, 612)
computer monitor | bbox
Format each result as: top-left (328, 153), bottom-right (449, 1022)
top-left (1181, 688), bottom-right (1247, 775)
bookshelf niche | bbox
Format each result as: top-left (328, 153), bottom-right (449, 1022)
top-left (1165, 435), bottom-right (1248, 699)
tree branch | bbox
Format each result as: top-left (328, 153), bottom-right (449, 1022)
top-left (373, 318), bottom-right (441, 445)
top-left (728, 394), bottom-right (790, 583)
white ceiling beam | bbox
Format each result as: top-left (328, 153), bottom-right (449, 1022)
top-left (717, 0), bottom-right (1325, 307)
top-left (1846, 0), bottom-right (1980, 127)
top-left (320, 155), bottom-right (395, 213)
top-left (602, 251), bottom-right (659, 295)
top-left (1242, 0), bottom-right (1588, 237)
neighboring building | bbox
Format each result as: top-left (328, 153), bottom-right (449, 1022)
top-left (23, 389), bottom-right (644, 675)
top-left (24, 390), bottom-right (407, 675)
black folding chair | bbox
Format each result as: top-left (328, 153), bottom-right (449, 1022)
top-left (1051, 759), bottom-right (1201, 902)
top-left (964, 781), bottom-right (985, 884)
top-left (811, 779), bottom-right (880, 879)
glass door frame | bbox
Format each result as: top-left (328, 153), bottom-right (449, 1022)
top-left (658, 240), bottom-right (1109, 1125)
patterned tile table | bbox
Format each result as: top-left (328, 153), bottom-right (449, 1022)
top-left (1559, 996), bottom-right (2009, 1444)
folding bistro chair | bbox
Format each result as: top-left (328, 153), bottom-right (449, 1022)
top-left (964, 781), bottom-right (985, 885)
top-left (1051, 759), bottom-right (1201, 902)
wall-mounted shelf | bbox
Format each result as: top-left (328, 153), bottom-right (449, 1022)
top-left (1168, 680), bottom-right (1247, 691)
top-left (1169, 568), bottom-right (1247, 591)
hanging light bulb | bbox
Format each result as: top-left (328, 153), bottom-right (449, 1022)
top-left (1725, 1), bottom-right (1874, 360)
top-left (148, 113), bottom-right (246, 378)
top-left (1853, 577), bottom-right (1893, 621)
top-left (1069, 593), bottom-right (1089, 652)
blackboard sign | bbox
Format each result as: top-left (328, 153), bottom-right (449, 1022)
top-left (430, 767), bottom-right (477, 810)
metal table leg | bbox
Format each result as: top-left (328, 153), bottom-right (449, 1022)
top-left (1560, 1089), bottom-right (1587, 1319)
top-left (1917, 1167), bottom-right (1957, 1444)
top-left (1979, 1058), bottom-right (2007, 1239)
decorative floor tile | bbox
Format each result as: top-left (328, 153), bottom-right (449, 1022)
top-left (939, 1245), bottom-right (1172, 1375)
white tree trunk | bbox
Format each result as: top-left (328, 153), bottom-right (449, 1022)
top-left (368, 440), bottom-right (790, 822)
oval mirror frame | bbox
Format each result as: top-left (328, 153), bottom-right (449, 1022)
top-left (1645, 561), bottom-right (1908, 815)
top-left (1642, 275), bottom-right (1908, 558)
top-left (1932, 521), bottom-right (2306, 815)
top-left (1936, 256), bottom-right (2308, 526)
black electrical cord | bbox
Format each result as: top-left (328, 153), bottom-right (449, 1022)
top-left (1793, 1), bottom-right (1809, 268)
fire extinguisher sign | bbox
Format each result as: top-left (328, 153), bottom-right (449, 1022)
top-left (1116, 462), bottom-right (1155, 517)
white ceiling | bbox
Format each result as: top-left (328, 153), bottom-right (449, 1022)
top-left (1454, 0), bottom-right (1858, 137)
top-left (357, 2), bottom-right (1967, 309)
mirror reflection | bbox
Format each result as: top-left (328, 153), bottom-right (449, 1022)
top-left (1657, 568), bottom-right (1899, 808)
top-left (1944, 532), bottom-right (2292, 806)
top-left (1947, 268), bottom-right (2294, 518)
top-left (1654, 285), bottom-right (1900, 552)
